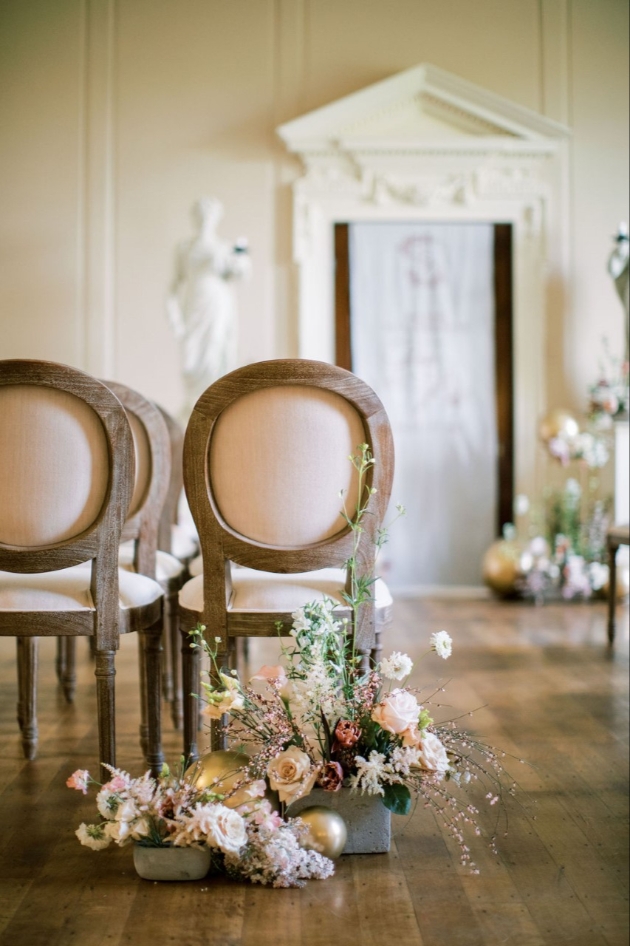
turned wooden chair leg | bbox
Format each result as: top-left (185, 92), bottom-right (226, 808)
top-left (137, 634), bottom-right (149, 758)
top-left (161, 593), bottom-right (175, 705)
top-left (166, 592), bottom-right (183, 730)
top-left (60, 638), bottom-right (77, 702)
top-left (140, 620), bottom-right (164, 776)
top-left (55, 638), bottom-right (66, 684)
top-left (94, 649), bottom-right (116, 775)
top-left (181, 624), bottom-right (201, 764)
top-left (16, 637), bottom-right (38, 759)
top-left (370, 627), bottom-right (382, 669)
top-left (607, 540), bottom-right (618, 646)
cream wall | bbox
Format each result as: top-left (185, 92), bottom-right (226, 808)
top-left (0, 0), bottom-right (628, 420)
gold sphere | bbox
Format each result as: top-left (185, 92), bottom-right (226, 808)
top-left (482, 540), bottom-right (520, 595)
top-left (539, 408), bottom-right (579, 443)
top-left (297, 806), bottom-right (347, 859)
top-left (186, 749), bottom-right (280, 812)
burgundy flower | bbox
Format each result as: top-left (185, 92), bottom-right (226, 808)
top-left (318, 761), bottom-right (344, 792)
top-left (333, 720), bottom-right (361, 748)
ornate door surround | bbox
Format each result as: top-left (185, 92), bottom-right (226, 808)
top-left (277, 64), bottom-right (571, 504)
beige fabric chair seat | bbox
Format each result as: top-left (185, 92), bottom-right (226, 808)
top-left (171, 524), bottom-right (198, 563)
top-left (179, 566), bottom-right (393, 614)
top-left (0, 562), bottom-right (163, 612)
top-left (188, 553), bottom-right (203, 577)
top-left (118, 544), bottom-right (184, 583)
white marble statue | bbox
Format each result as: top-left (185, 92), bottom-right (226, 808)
top-left (607, 222), bottom-right (629, 362)
top-left (167, 197), bottom-right (251, 420)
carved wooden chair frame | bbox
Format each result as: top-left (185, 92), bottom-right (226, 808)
top-left (0, 360), bottom-right (163, 772)
top-left (179, 358), bottom-right (394, 759)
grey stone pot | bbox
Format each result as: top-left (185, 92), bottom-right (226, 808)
top-left (133, 844), bottom-right (212, 881)
top-left (288, 787), bottom-right (391, 854)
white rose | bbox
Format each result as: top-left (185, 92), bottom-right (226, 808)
top-left (371, 689), bottom-right (420, 737)
top-left (267, 746), bottom-right (318, 804)
top-left (208, 805), bottom-right (247, 854)
top-left (416, 732), bottom-right (450, 778)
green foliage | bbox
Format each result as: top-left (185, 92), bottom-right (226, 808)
top-left (382, 783), bottom-right (412, 816)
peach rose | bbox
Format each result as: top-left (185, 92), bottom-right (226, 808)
top-left (371, 689), bottom-right (420, 738)
top-left (267, 747), bottom-right (318, 804)
top-left (250, 665), bottom-right (288, 686)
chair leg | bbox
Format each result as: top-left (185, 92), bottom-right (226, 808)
top-left (16, 638), bottom-right (38, 760)
top-left (181, 625), bottom-right (201, 765)
top-left (161, 593), bottom-right (175, 705)
top-left (166, 592), bottom-right (183, 730)
top-left (137, 635), bottom-right (149, 758)
top-left (94, 649), bottom-right (116, 775)
top-left (607, 542), bottom-right (618, 646)
top-left (370, 628), bottom-right (382, 669)
top-left (60, 638), bottom-right (77, 703)
top-left (55, 638), bottom-right (66, 683)
top-left (140, 620), bottom-right (164, 777)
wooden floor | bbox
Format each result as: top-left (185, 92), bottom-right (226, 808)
top-left (0, 597), bottom-right (628, 946)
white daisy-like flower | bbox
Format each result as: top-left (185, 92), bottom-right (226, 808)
top-left (75, 823), bottom-right (111, 851)
top-left (380, 651), bottom-right (413, 681)
top-left (430, 630), bottom-right (453, 659)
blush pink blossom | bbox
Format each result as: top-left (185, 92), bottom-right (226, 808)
top-left (250, 665), bottom-right (288, 686)
top-left (66, 769), bottom-right (90, 794)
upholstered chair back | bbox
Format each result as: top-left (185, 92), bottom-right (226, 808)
top-left (0, 361), bottom-right (134, 654)
top-left (0, 384), bottom-right (112, 548)
top-left (183, 359), bottom-right (394, 654)
top-left (209, 385), bottom-right (364, 547)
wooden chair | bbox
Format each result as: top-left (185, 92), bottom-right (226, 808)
top-left (607, 523), bottom-right (630, 644)
top-left (56, 383), bottom-right (188, 734)
top-left (0, 360), bottom-right (164, 773)
top-left (178, 359), bottom-right (395, 762)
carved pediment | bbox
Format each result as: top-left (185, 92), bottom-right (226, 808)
top-left (277, 64), bottom-right (570, 157)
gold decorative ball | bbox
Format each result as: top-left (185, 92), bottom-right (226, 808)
top-left (186, 749), bottom-right (280, 812)
top-left (539, 408), bottom-right (580, 443)
top-left (297, 806), bottom-right (347, 859)
top-left (482, 540), bottom-right (521, 596)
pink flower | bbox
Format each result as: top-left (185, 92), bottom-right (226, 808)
top-left (318, 761), bottom-right (344, 792)
top-left (103, 775), bottom-right (127, 792)
top-left (250, 665), bottom-right (288, 686)
top-left (66, 769), bottom-right (90, 794)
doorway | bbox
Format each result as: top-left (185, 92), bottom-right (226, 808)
top-left (335, 221), bottom-right (514, 589)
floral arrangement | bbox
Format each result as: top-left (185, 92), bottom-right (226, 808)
top-left (193, 446), bottom-right (521, 873)
top-left (587, 345), bottom-right (629, 429)
top-left (67, 761), bottom-right (334, 887)
top-left (194, 608), bottom-right (516, 873)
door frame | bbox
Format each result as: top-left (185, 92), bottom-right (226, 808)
top-left (334, 221), bottom-right (514, 537)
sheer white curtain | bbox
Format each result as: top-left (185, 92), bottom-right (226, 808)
top-left (349, 222), bottom-right (497, 589)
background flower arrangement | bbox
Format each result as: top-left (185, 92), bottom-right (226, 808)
top-left (484, 343), bottom-right (628, 603)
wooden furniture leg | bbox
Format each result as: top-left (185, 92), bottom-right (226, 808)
top-left (181, 625), bottom-right (201, 764)
top-left (607, 539), bottom-right (618, 646)
top-left (140, 620), bottom-right (164, 776)
top-left (166, 591), bottom-right (183, 729)
top-left (16, 637), bottom-right (38, 760)
top-left (60, 637), bottom-right (77, 702)
top-left (94, 649), bottom-right (116, 774)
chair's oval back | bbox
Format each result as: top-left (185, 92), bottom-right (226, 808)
top-left (0, 385), bottom-right (110, 548)
top-left (209, 385), bottom-right (364, 547)
top-left (184, 359), bottom-right (394, 575)
top-left (103, 381), bottom-right (171, 578)
top-left (0, 360), bottom-right (133, 578)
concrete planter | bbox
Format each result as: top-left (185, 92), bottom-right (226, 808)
top-left (288, 787), bottom-right (391, 854)
top-left (133, 844), bottom-right (211, 881)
